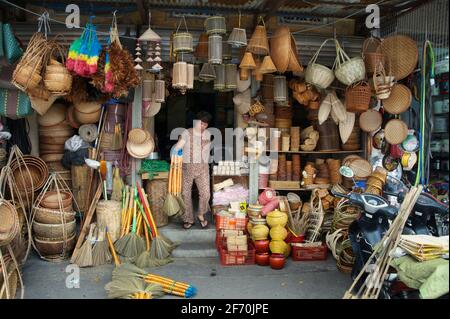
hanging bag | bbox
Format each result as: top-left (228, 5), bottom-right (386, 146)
top-left (334, 39), bottom-right (365, 86)
top-left (305, 38), bottom-right (336, 89)
top-left (2, 23), bottom-right (23, 65)
top-left (0, 88), bottom-right (33, 119)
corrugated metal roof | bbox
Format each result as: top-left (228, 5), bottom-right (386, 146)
top-left (12, 23), bottom-right (363, 66)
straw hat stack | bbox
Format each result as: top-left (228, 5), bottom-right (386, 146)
top-left (126, 128), bottom-right (155, 159)
top-left (73, 102), bottom-right (102, 125)
top-left (38, 103), bottom-right (74, 165)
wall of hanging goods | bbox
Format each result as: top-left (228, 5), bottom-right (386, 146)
top-left (0, 0), bottom-right (448, 300)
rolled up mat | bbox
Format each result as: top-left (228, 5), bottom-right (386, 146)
top-left (79, 124), bottom-right (99, 143)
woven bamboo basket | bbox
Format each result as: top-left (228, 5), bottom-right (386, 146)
top-left (33, 206), bottom-right (75, 224)
top-left (205, 16), bottom-right (226, 35)
top-left (247, 21), bottom-right (269, 56)
top-left (208, 34), bottom-right (223, 65)
top-left (260, 55), bottom-right (277, 74)
top-left (173, 32), bottom-right (194, 53)
top-left (199, 63), bottom-right (216, 81)
top-left (0, 200), bottom-right (20, 247)
top-left (362, 37), bottom-right (384, 76)
top-left (239, 52), bottom-right (256, 70)
top-left (382, 84), bottom-right (412, 115)
top-left (305, 39), bottom-right (336, 89)
top-left (359, 109), bottom-right (382, 133)
top-left (34, 234), bottom-right (76, 260)
top-left (10, 155), bottom-right (48, 195)
top-left (32, 220), bottom-right (76, 240)
top-left (270, 26), bottom-right (292, 72)
top-left (96, 200), bottom-right (121, 243)
top-left (44, 43), bottom-right (72, 95)
top-left (214, 64), bottom-right (226, 91)
top-left (345, 81), bottom-right (371, 113)
top-left (334, 40), bottom-right (365, 86)
top-left (372, 61), bottom-right (395, 100)
top-left (228, 27), bottom-right (247, 48)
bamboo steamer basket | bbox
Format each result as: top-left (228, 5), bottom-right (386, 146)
top-left (382, 84), bottom-right (412, 115)
top-left (384, 119), bottom-right (408, 145)
top-left (359, 109), bottom-right (382, 133)
top-left (34, 206), bottom-right (75, 224)
top-left (32, 220), bottom-right (76, 240)
top-left (34, 234), bottom-right (76, 259)
top-left (305, 39), bottom-right (336, 89)
top-left (40, 191), bottom-right (73, 209)
top-left (381, 35), bottom-right (418, 81)
top-left (37, 103), bottom-right (67, 127)
top-left (247, 24), bottom-right (269, 56)
top-left (96, 200), bottom-right (122, 242)
top-left (0, 200), bottom-right (20, 246)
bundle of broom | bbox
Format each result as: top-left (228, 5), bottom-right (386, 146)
top-left (163, 150), bottom-right (184, 217)
top-left (114, 186), bottom-right (146, 261)
top-left (137, 182), bottom-right (177, 260)
top-left (105, 277), bottom-right (164, 299)
top-left (112, 263), bottom-right (197, 298)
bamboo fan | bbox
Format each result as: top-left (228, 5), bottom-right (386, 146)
top-left (154, 79), bottom-right (165, 103)
top-left (205, 16), bottom-right (226, 35)
top-left (274, 75), bottom-right (287, 103)
top-left (186, 63), bottom-right (194, 90)
top-left (173, 17), bottom-right (193, 54)
top-left (247, 17), bottom-right (269, 56)
top-left (214, 64), bottom-right (225, 91)
top-left (208, 35), bottom-right (223, 65)
top-left (225, 64), bottom-right (237, 90)
top-left (228, 12), bottom-right (247, 48)
top-left (260, 55), bottom-right (277, 74)
top-left (172, 62), bottom-right (188, 93)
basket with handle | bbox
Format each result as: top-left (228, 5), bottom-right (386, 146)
top-left (305, 38), bottom-right (336, 89)
top-left (372, 60), bottom-right (395, 100)
top-left (43, 39), bottom-right (72, 95)
top-left (345, 81), bottom-right (371, 113)
top-left (334, 40), bottom-right (365, 86)
top-left (362, 37), bottom-right (384, 76)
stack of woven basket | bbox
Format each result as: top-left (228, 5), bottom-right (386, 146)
top-left (38, 103), bottom-right (74, 166)
top-left (327, 159), bottom-right (342, 185)
top-left (315, 160), bottom-right (330, 185)
top-left (365, 167), bottom-right (388, 196)
top-left (32, 189), bottom-right (76, 261)
top-left (292, 155), bottom-right (301, 181)
top-left (274, 105), bottom-right (292, 129)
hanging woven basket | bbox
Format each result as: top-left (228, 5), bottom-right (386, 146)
top-left (247, 18), bottom-right (269, 56)
top-left (345, 81), bottom-right (371, 113)
top-left (362, 37), bottom-right (385, 76)
top-left (173, 17), bottom-right (193, 53)
top-left (208, 35), bottom-right (223, 65)
top-left (305, 38), bottom-right (335, 89)
top-left (334, 40), bottom-right (365, 86)
top-left (205, 16), bottom-right (226, 35)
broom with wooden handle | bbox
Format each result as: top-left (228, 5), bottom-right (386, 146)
top-left (163, 154), bottom-right (180, 216)
top-left (114, 187), bottom-right (146, 258)
top-left (92, 225), bottom-right (112, 266)
top-left (175, 154), bottom-right (185, 216)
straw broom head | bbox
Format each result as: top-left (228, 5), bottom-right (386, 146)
top-left (92, 227), bottom-right (112, 266)
top-left (71, 224), bottom-right (95, 267)
top-left (135, 252), bottom-right (173, 268)
top-left (105, 276), bottom-right (164, 299)
top-left (114, 233), bottom-right (146, 258)
top-left (112, 262), bottom-right (148, 280)
top-left (163, 193), bottom-right (180, 216)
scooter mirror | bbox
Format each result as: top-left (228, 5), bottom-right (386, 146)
top-left (339, 166), bottom-right (354, 178)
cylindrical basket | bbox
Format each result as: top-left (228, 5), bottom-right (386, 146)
top-left (208, 35), bottom-right (223, 65)
top-left (96, 200), bottom-right (122, 242)
top-left (205, 16), bottom-right (226, 35)
top-left (345, 81), bottom-right (371, 113)
top-left (173, 32), bottom-right (194, 53)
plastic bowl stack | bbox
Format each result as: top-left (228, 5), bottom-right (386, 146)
top-left (32, 190), bottom-right (76, 261)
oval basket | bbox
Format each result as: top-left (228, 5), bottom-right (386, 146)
top-left (382, 84), bottom-right (412, 115)
top-left (359, 109), bottom-right (382, 133)
top-left (384, 119), bottom-right (408, 145)
top-left (32, 220), bottom-right (76, 240)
